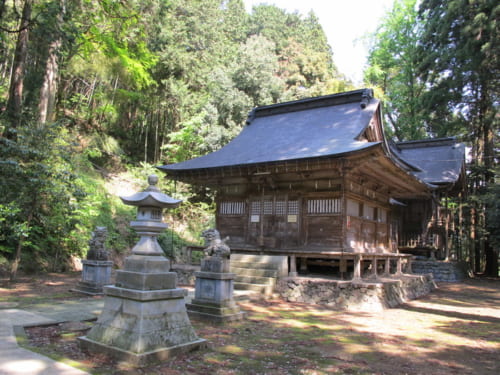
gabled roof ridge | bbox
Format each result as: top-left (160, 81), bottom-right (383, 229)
top-left (246, 88), bottom-right (374, 124)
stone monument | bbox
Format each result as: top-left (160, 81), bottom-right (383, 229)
top-left (73, 226), bottom-right (113, 295)
top-left (79, 175), bottom-right (205, 365)
top-left (186, 229), bottom-right (245, 323)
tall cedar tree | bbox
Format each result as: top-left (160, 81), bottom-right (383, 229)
top-left (3, 0), bottom-right (32, 138)
top-left (364, 0), bottom-right (428, 141)
top-left (418, 0), bottom-right (499, 276)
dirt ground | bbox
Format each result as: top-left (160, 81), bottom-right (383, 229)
top-left (1, 272), bottom-right (499, 375)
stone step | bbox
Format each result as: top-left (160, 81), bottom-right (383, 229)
top-left (235, 275), bottom-right (276, 286)
top-left (230, 261), bottom-right (280, 270)
top-left (234, 282), bottom-right (273, 295)
top-left (230, 266), bottom-right (279, 278)
top-left (233, 290), bottom-right (258, 302)
top-left (230, 257), bottom-right (283, 296)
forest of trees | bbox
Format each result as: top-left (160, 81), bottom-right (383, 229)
top-left (0, 0), bottom-right (497, 279)
top-left (364, 0), bottom-right (498, 276)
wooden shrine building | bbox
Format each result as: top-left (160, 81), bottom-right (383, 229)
top-left (159, 89), bottom-right (465, 279)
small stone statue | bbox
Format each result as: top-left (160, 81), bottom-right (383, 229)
top-left (188, 229), bottom-right (244, 322)
top-left (201, 228), bottom-right (230, 259)
top-left (87, 227), bottom-right (109, 261)
top-left (73, 226), bottom-right (112, 295)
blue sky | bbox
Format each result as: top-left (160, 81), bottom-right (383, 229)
top-left (243, 0), bottom-right (396, 84)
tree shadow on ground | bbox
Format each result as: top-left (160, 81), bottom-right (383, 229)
top-left (12, 275), bottom-right (500, 375)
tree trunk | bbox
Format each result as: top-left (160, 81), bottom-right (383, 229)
top-left (9, 240), bottom-right (23, 282)
top-left (484, 241), bottom-right (499, 277)
top-left (470, 204), bottom-right (481, 273)
top-left (4, 0), bottom-right (33, 138)
top-left (444, 193), bottom-right (450, 261)
top-left (38, 0), bottom-right (65, 125)
top-left (9, 208), bottom-right (34, 282)
top-left (0, 0), bottom-right (7, 21)
top-left (38, 38), bottom-right (62, 124)
top-left (482, 103), bottom-right (497, 276)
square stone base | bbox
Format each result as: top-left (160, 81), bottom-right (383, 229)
top-left (78, 335), bottom-right (206, 366)
top-left (72, 281), bottom-right (108, 296)
top-left (74, 260), bottom-right (113, 295)
top-left (79, 284), bottom-right (204, 363)
top-left (189, 270), bottom-right (244, 323)
top-left (186, 301), bottom-right (245, 324)
top-left (194, 273), bottom-right (235, 305)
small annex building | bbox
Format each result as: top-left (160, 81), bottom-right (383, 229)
top-left (159, 89), bottom-right (465, 279)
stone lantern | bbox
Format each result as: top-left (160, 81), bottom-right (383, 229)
top-left (120, 174), bottom-right (179, 256)
top-left (79, 175), bottom-right (205, 365)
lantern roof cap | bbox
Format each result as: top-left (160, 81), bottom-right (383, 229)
top-left (120, 174), bottom-right (181, 208)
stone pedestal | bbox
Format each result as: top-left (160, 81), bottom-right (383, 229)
top-left (73, 260), bottom-right (113, 295)
top-left (186, 258), bottom-right (244, 323)
top-left (79, 255), bottom-right (205, 365)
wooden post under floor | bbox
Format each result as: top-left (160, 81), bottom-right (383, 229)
top-left (373, 256), bottom-right (379, 278)
top-left (289, 255), bottom-right (298, 277)
top-left (299, 257), bottom-right (308, 273)
top-left (353, 255), bottom-right (362, 280)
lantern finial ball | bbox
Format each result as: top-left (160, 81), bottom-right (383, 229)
top-left (148, 174), bottom-right (159, 186)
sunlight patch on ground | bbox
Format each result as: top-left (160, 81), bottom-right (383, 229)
top-left (218, 344), bottom-right (245, 355)
top-left (1, 359), bottom-right (48, 374)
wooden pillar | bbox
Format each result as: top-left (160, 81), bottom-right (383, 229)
top-left (340, 257), bottom-right (347, 280)
top-left (407, 256), bottom-right (413, 274)
top-left (289, 255), bottom-right (298, 277)
top-left (353, 255), bottom-right (362, 281)
top-left (396, 256), bottom-right (403, 275)
top-left (299, 257), bottom-right (308, 273)
top-left (384, 256), bottom-right (391, 276)
top-left (373, 256), bottom-right (379, 278)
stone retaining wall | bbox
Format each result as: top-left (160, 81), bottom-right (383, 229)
top-left (411, 260), bottom-right (468, 282)
top-left (276, 275), bottom-right (436, 311)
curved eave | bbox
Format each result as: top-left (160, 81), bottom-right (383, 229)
top-left (120, 192), bottom-right (182, 208)
top-left (157, 142), bottom-right (382, 179)
top-left (379, 141), bottom-right (434, 192)
top-left (366, 142), bottom-right (437, 195)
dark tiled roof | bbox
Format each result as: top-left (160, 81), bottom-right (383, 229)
top-left (159, 89), bottom-right (380, 172)
top-left (395, 138), bottom-right (465, 185)
top-left (159, 89), bottom-right (465, 191)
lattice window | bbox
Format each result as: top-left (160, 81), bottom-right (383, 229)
top-left (219, 201), bottom-right (245, 215)
top-left (288, 200), bottom-right (299, 215)
top-left (307, 198), bottom-right (341, 214)
top-left (250, 201), bottom-right (261, 215)
top-left (263, 200), bottom-right (273, 215)
top-left (275, 201), bottom-right (286, 215)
